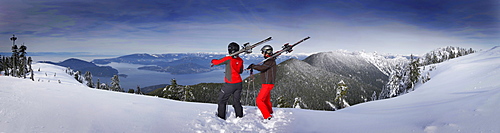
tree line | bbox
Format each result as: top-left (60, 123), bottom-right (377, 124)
top-left (1, 35), bottom-right (143, 95)
top-left (66, 67), bottom-right (144, 94)
top-left (0, 35), bottom-right (34, 80)
top-left (378, 46), bottom-right (476, 99)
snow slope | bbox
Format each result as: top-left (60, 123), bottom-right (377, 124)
top-left (1, 46), bottom-right (499, 132)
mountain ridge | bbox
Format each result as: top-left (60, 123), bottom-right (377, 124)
top-left (39, 58), bottom-right (119, 77)
top-left (92, 53), bottom-right (309, 74)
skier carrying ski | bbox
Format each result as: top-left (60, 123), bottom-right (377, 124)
top-left (247, 45), bottom-right (276, 121)
top-left (211, 42), bottom-right (244, 120)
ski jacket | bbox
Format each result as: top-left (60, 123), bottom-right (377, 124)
top-left (251, 58), bottom-right (276, 84)
top-left (212, 56), bottom-right (244, 84)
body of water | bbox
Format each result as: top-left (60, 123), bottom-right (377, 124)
top-left (95, 62), bottom-right (252, 90)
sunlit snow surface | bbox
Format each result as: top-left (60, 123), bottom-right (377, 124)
top-left (1, 47), bottom-right (499, 132)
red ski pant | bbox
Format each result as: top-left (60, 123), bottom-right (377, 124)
top-left (256, 84), bottom-right (274, 119)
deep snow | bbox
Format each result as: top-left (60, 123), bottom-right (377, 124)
top-left (1, 46), bottom-right (499, 132)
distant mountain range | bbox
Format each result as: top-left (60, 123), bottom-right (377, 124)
top-left (39, 58), bottom-right (120, 77)
top-left (92, 53), bottom-right (309, 75)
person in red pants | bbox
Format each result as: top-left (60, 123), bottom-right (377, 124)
top-left (248, 45), bottom-right (276, 121)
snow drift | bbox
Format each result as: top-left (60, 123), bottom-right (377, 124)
top-left (1, 46), bottom-right (499, 132)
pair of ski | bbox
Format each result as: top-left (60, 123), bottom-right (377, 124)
top-left (230, 36), bottom-right (310, 64)
top-left (235, 36), bottom-right (310, 75)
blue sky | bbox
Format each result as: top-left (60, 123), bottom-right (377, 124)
top-left (0, 0), bottom-right (498, 55)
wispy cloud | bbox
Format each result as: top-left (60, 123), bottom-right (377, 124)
top-left (0, 0), bottom-right (498, 55)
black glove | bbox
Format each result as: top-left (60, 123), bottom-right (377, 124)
top-left (246, 64), bottom-right (254, 70)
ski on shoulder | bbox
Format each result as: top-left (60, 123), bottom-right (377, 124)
top-left (229, 37), bottom-right (273, 57)
top-left (259, 36), bottom-right (310, 64)
top-left (248, 36), bottom-right (310, 75)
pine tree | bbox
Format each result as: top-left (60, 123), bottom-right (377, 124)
top-left (99, 83), bottom-right (108, 90)
top-left (408, 54), bottom-right (420, 91)
top-left (371, 91), bottom-right (377, 101)
top-left (4, 57), bottom-right (11, 76)
top-left (0, 55), bottom-right (4, 74)
top-left (163, 79), bottom-right (181, 100)
top-left (171, 78), bottom-right (178, 86)
top-left (11, 44), bottom-right (19, 77)
top-left (293, 97), bottom-right (303, 109)
top-left (18, 44), bottom-right (27, 78)
top-left (136, 86), bottom-right (143, 94)
top-left (9, 35), bottom-right (18, 77)
top-left (181, 85), bottom-right (194, 101)
top-left (66, 67), bottom-right (74, 75)
top-left (277, 96), bottom-right (290, 108)
top-left (96, 78), bottom-right (101, 89)
top-left (468, 48), bottom-right (475, 54)
top-left (110, 75), bottom-right (122, 92)
top-left (28, 57), bottom-right (34, 81)
top-left (74, 71), bottom-right (83, 83)
top-left (84, 71), bottom-right (94, 88)
top-left (334, 80), bottom-right (349, 109)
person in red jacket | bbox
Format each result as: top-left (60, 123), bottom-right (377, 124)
top-left (248, 45), bottom-right (276, 121)
top-left (211, 42), bottom-right (244, 120)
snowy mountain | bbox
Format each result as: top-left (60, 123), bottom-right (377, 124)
top-left (1, 46), bottom-right (499, 132)
top-left (304, 51), bottom-right (389, 89)
top-left (271, 58), bottom-right (379, 110)
top-left (248, 50), bottom-right (408, 110)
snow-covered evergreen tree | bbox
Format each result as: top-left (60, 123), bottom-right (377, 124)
top-left (0, 56), bottom-right (5, 75)
top-left (422, 72), bottom-right (431, 83)
top-left (334, 80), bottom-right (350, 109)
top-left (74, 71), bottom-right (83, 83)
top-left (18, 44), bottom-right (27, 79)
top-left (110, 75), bottom-right (122, 92)
top-left (293, 97), bottom-right (303, 109)
top-left (379, 60), bottom-right (418, 99)
top-left (96, 78), bottom-right (101, 89)
top-left (136, 86), bottom-right (143, 95)
top-left (408, 54), bottom-right (420, 91)
top-left (379, 47), bottom-right (475, 100)
top-left (84, 71), bottom-right (94, 88)
top-left (371, 91), bottom-right (377, 101)
top-left (11, 41), bottom-right (19, 77)
top-left (99, 83), bottom-right (108, 90)
top-left (4, 35), bottom-right (33, 79)
top-left (181, 85), bottom-right (194, 101)
top-left (420, 46), bottom-right (476, 65)
top-left (28, 57), bottom-right (34, 81)
top-left (277, 96), bottom-right (290, 108)
top-left (163, 79), bottom-right (182, 100)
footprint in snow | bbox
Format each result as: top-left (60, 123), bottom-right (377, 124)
top-left (189, 106), bottom-right (293, 132)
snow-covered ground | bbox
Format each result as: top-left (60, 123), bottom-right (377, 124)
top-left (1, 46), bottom-right (499, 132)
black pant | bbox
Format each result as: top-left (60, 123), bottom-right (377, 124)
top-left (217, 83), bottom-right (243, 119)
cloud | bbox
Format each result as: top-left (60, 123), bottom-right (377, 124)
top-left (0, 0), bottom-right (497, 55)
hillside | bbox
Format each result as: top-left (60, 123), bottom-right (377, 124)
top-left (270, 58), bottom-right (378, 110)
top-left (242, 50), bottom-right (406, 110)
top-left (1, 46), bottom-right (499, 132)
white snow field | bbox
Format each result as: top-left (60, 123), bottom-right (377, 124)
top-left (1, 46), bottom-right (499, 132)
